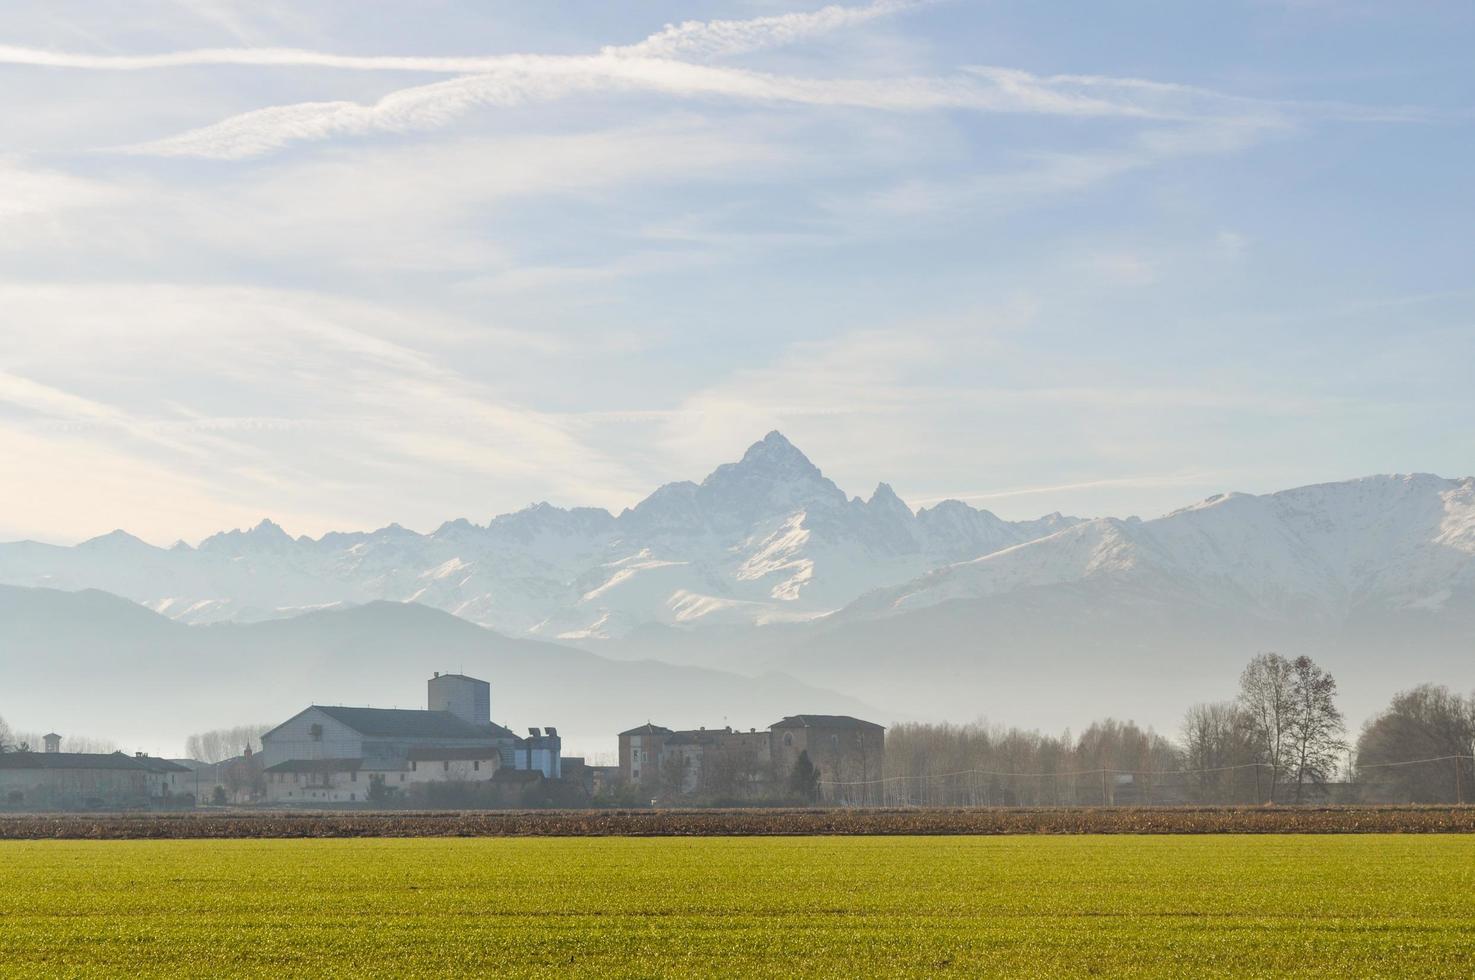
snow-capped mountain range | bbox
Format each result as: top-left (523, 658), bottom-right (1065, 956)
top-left (0, 432), bottom-right (1079, 638)
top-left (845, 471), bottom-right (1475, 625)
top-left (2, 432), bottom-right (1472, 650)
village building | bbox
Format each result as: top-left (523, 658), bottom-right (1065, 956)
top-left (618, 722), bottom-right (673, 787)
top-left (560, 757), bottom-right (620, 798)
top-left (260, 672), bottom-right (561, 804)
top-left (0, 736), bottom-right (192, 810)
top-left (617, 715), bottom-right (883, 802)
top-left (769, 715), bottom-right (885, 799)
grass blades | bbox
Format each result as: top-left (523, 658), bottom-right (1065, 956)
top-left (1, 835), bottom-right (1474, 977)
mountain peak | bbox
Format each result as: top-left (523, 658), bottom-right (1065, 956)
top-left (736, 430), bottom-right (813, 469)
top-left (198, 517), bottom-right (295, 552)
top-left (76, 529), bottom-right (154, 552)
top-left (711, 431), bottom-right (827, 489)
top-left (867, 482), bottom-right (912, 514)
top-left (250, 518), bottom-right (293, 541)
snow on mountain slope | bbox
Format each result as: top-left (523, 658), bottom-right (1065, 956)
top-left (0, 432), bottom-right (1080, 638)
top-left (849, 474), bottom-right (1475, 623)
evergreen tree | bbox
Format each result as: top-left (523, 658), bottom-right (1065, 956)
top-left (788, 750), bottom-right (821, 803)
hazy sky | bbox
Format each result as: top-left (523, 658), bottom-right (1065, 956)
top-left (2, 0), bottom-right (1471, 545)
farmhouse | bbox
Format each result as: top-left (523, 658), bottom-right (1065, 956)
top-left (260, 672), bottom-right (561, 804)
top-left (0, 735), bottom-right (192, 810)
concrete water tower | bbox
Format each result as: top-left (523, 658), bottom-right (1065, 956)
top-left (43, 733), bottom-right (61, 753)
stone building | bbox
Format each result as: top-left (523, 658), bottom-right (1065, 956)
top-left (617, 715), bottom-right (883, 802)
top-left (618, 723), bottom-right (672, 788)
top-left (769, 715), bottom-right (885, 800)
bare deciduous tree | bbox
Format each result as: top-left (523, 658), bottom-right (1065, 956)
top-left (658, 752), bottom-right (690, 799)
top-left (1238, 652), bottom-right (1297, 802)
top-left (184, 724), bottom-right (272, 764)
top-left (13, 732), bottom-right (118, 754)
top-left (1181, 702), bottom-right (1258, 803)
top-left (1287, 655), bottom-right (1347, 802)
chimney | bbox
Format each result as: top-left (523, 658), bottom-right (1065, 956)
top-left (43, 733), bottom-right (61, 754)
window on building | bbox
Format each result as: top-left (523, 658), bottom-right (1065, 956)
top-left (399, 774), bottom-right (405, 783)
top-left (350, 771), bottom-right (357, 782)
top-left (784, 733), bottom-right (793, 747)
top-left (473, 761), bottom-right (480, 771)
top-left (443, 761), bottom-right (450, 772)
top-left (411, 761), bottom-right (417, 771)
top-left (309, 723), bottom-right (323, 742)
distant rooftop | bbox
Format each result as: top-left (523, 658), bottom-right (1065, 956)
top-left (309, 706), bottom-right (486, 739)
top-left (0, 751), bottom-right (152, 772)
top-left (261, 705), bottom-right (522, 742)
top-left (618, 723), bottom-right (674, 736)
top-left (262, 758), bottom-right (363, 775)
top-left (770, 715), bottom-right (885, 731)
top-left (133, 755), bottom-right (192, 773)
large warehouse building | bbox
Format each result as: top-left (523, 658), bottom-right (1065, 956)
top-left (260, 673), bottom-right (561, 804)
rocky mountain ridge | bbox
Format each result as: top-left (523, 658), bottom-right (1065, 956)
top-left (0, 432), bottom-right (1079, 638)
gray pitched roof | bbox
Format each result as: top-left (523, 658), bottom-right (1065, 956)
top-left (134, 755), bottom-right (192, 773)
top-left (769, 714), bottom-right (885, 731)
top-left (0, 751), bottom-right (151, 772)
top-left (665, 729), bottom-right (722, 747)
top-left (311, 706), bottom-right (487, 738)
top-left (619, 722), bottom-right (674, 736)
top-left (263, 758), bottom-right (364, 774)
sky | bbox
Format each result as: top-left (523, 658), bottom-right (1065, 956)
top-left (1, 0), bottom-right (1472, 546)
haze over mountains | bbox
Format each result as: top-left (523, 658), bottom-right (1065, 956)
top-left (0, 584), bottom-right (881, 756)
top-left (3, 432), bottom-right (1473, 750)
top-left (0, 432), bottom-right (1081, 639)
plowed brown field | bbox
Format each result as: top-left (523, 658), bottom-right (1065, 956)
top-left (2, 805), bottom-right (1473, 839)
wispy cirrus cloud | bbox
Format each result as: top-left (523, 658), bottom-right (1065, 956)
top-left (100, 60), bottom-right (1433, 164)
top-left (609, 0), bottom-right (931, 59)
top-left (0, 0), bottom-right (923, 70)
top-left (117, 60), bottom-right (1168, 160)
top-left (3, 0), bottom-right (1367, 163)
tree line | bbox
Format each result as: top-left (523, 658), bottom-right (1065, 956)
top-left (868, 654), bottom-right (1474, 807)
top-left (0, 717), bottom-right (119, 756)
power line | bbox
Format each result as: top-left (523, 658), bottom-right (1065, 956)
top-left (820, 755), bottom-right (1475, 788)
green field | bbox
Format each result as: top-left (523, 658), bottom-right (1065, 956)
top-left (2, 836), bottom-right (1473, 977)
